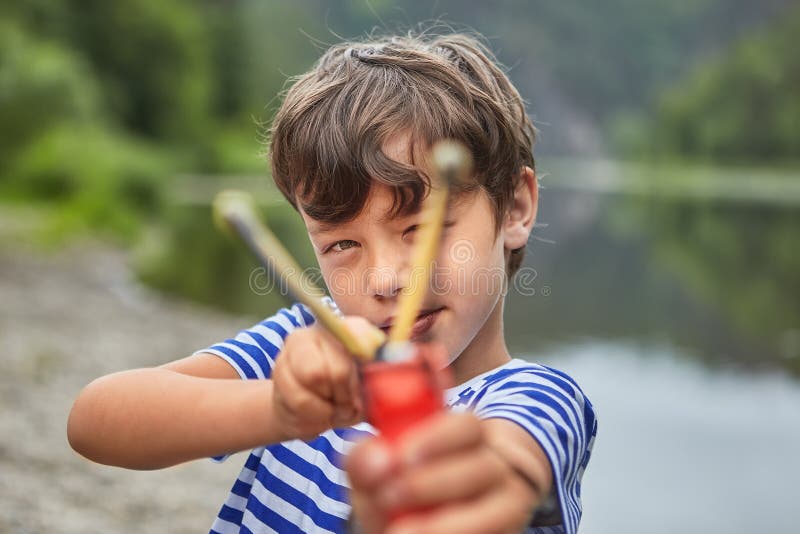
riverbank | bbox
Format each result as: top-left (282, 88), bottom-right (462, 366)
top-left (0, 242), bottom-right (251, 533)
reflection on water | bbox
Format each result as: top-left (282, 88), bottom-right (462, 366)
top-left (140, 163), bottom-right (799, 380)
top-left (505, 161), bottom-right (800, 377)
top-left (534, 341), bottom-right (800, 534)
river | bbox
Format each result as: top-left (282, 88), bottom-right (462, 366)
top-left (534, 341), bottom-right (800, 533)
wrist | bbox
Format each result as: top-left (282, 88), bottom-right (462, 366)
top-left (231, 378), bottom-right (290, 445)
top-left (264, 381), bottom-right (292, 444)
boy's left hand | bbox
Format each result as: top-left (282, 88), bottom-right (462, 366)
top-left (345, 412), bottom-right (544, 534)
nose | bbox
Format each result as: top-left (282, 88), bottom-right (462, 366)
top-left (366, 244), bottom-right (410, 300)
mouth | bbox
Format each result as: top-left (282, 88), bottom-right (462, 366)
top-left (379, 307), bottom-right (445, 339)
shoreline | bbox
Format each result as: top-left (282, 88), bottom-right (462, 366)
top-left (0, 243), bottom-right (251, 533)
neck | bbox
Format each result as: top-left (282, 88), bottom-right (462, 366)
top-left (448, 297), bottom-right (511, 385)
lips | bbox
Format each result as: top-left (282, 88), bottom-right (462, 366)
top-left (410, 307), bottom-right (443, 338)
top-left (379, 307), bottom-right (445, 339)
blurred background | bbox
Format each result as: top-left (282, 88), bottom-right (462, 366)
top-left (1, 1), bottom-right (798, 533)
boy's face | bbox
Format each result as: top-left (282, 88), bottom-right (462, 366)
top-left (300, 136), bottom-right (515, 375)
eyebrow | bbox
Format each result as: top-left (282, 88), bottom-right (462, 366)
top-left (378, 209), bottom-right (418, 225)
top-left (306, 222), bottom-right (338, 236)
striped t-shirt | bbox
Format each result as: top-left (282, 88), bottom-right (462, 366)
top-left (199, 303), bottom-right (596, 534)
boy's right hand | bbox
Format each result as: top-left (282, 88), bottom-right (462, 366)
top-left (272, 317), bottom-right (378, 441)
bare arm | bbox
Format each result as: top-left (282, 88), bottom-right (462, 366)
top-left (68, 316), bottom-right (372, 471)
top-left (482, 418), bottom-right (553, 499)
top-left (67, 353), bottom-right (288, 470)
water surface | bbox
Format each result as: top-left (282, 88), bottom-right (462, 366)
top-left (535, 341), bottom-right (800, 534)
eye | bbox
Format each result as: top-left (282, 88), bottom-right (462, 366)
top-left (402, 221), bottom-right (456, 241)
top-left (328, 239), bottom-right (359, 253)
top-left (401, 224), bottom-right (420, 243)
top-left (403, 224), bottom-right (419, 236)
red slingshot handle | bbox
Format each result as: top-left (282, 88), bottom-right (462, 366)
top-left (360, 344), bottom-right (445, 521)
top-left (361, 346), bottom-right (443, 442)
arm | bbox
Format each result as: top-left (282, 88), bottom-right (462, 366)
top-left (68, 314), bottom-right (375, 471)
top-left (347, 365), bottom-right (596, 533)
top-left (67, 353), bottom-right (288, 470)
top-left (483, 418), bottom-right (561, 528)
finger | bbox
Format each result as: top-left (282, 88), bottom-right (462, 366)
top-left (349, 362), bottom-right (364, 415)
top-left (286, 328), bottom-right (332, 397)
top-left (327, 317), bottom-right (378, 421)
top-left (342, 315), bottom-right (386, 357)
top-left (324, 342), bottom-right (358, 409)
top-left (284, 325), bottom-right (363, 428)
top-left (377, 447), bottom-right (504, 510)
top-left (386, 483), bottom-right (534, 534)
top-left (276, 361), bottom-right (332, 420)
top-left (315, 322), bottom-right (363, 423)
top-left (350, 487), bottom-right (387, 534)
top-left (275, 353), bottom-right (333, 432)
top-left (345, 438), bottom-right (397, 491)
top-left (397, 412), bottom-right (483, 466)
top-left (329, 363), bottom-right (365, 427)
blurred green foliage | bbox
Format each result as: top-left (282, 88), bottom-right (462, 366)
top-left (0, 19), bottom-right (99, 164)
top-left (651, 203), bottom-right (799, 341)
top-left (0, 0), bottom-right (322, 242)
top-left (2, 0), bottom-right (797, 242)
top-left (653, 5), bottom-right (800, 163)
top-left (604, 163), bottom-right (800, 371)
top-left (0, 0), bottom-right (796, 372)
top-left (7, 124), bottom-right (167, 240)
top-left (335, 0), bottom-right (791, 155)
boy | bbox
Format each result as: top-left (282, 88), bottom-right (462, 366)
top-left (68, 32), bottom-right (596, 533)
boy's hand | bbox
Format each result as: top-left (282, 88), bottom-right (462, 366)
top-left (346, 412), bottom-right (544, 534)
top-left (272, 317), bottom-right (375, 440)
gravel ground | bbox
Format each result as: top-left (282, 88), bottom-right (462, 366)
top-left (0, 242), bottom-right (254, 533)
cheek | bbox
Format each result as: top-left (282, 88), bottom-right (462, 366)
top-left (436, 232), bottom-right (506, 299)
top-left (323, 265), bottom-right (358, 301)
top-left (438, 225), bottom-right (497, 268)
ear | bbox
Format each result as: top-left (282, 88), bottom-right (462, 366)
top-left (502, 166), bottom-right (538, 251)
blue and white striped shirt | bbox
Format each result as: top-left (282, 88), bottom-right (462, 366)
top-left (198, 303), bottom-right (596, 534)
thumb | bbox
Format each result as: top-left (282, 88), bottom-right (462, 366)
top-left (345, 436), bottom-right (396, 490)
top-left (341, 316), bottom-right (386, 358)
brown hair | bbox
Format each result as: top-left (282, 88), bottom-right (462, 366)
top-left (269, 32), bottom-right (535, 276)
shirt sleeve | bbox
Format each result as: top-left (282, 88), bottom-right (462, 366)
top-left (192, 303), bottom-right (316, 380)
top-left (191, 303), bottom-right (316, 463)
top-left (470, 365), bottom-right (597, 534)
